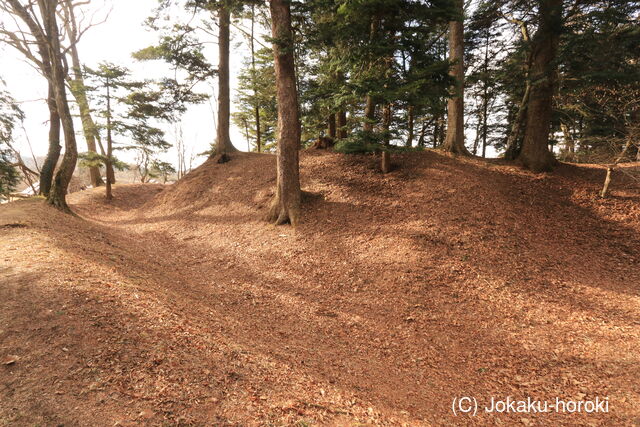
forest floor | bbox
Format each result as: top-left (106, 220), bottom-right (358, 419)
top-left (1, 150), bottom-right (639, 426)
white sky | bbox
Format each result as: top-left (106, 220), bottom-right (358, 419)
top-left (1, 0), bottom-right (255, 170)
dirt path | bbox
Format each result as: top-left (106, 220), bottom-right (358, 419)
top-left (2, 151), bottom-right (639, 426)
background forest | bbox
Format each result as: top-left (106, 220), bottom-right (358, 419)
top-left (0, 0), bottom-right (638, 212)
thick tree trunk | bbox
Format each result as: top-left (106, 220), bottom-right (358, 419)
top-left (443, 0), bottom-right (470, 156)
top-left (328, 114), bottom-right (336, 139)
top-left (268, 0), bottom-right (301, 226)
top-left (42, 2), bottom-right (77, 212)
top-left (215, 5), bottom-right (236, 155)
top-left (336, 111), bottom-right (347, 139)
top-left (516, 0), bottom-right (562, 172)
top-left (39, 85), bottom-right (61, 197)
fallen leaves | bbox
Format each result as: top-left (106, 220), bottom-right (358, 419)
top-left (1, 355), bottom-right (18, 365)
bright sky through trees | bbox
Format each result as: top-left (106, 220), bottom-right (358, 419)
top-left (0, 0), bottom-right (252, 168)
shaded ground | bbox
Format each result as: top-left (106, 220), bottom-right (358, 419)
top-left (1, 150), bottom-right (639, 426)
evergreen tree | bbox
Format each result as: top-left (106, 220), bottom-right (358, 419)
top-left (0, 85), bottom-right (21, 199)
top-left (84, 64), bottom-right (173, 199)
top-left (232, 47), bottom-right (278, 152)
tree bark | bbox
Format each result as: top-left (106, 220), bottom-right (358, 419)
top-left (328, 114), bottom-right (336, 139)
top-left (105, 76), bottom-right (113, 200)
top-left (560, 122), bottom-right (575, 161)
top-left (39, 84), bottom-right (61, 197)
top-left (417, 119), bottom-right (428, 147)
top-left (443, 0), bottom-right (471, 155)
top-left (363, 95), bottom-right (376, 133)
top-left (363, 15), bottom-right (380, 134)
top-left (336, 111), bottom-right (347, 139)
top-left (268, 0), bottom-right (301, 226)
top-left (41, 0), bottom-right (77, 212)
top-left (382, 103), bottom-right (392, 145)
top-left (516, 0), bottom-right (562, 172)
top-left (215, 4), bottom-right (236, 155)
top-left (250, 4), bottom-right (261, 153)
top-left (64, 0), bottom-right (102, 186)
top-left (406, 105), bottom-right (415, 147)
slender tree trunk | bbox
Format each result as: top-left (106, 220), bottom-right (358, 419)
top-left (481, 33), bottom-right (490, 158)
top-left (250, 4), bottom-right (261, 153)
top-left (382, 103), bottom-right (392, 145)
top-left (95, 132), bottom-right (115, 183)
top-left (215, 5), bottom-right (236, 155)
top-left (481, 89), bottom-right (489, 158)
top-left (363, 15), bottom-right (380, 134)
top-left (64, 0), bottom-right (102, 186)
top-left (417, 119), bottom-right (428, 147)
top-left (472, 112), bottom-right (481, 155)
top-left (364, 95), bottom-right (376, 133)
top-left (336, 111), bottom-right (347, 139)
top-left (560, 122), bottom-right (575, 161)
top-left (328, 114), bottom-right (336, 139)
top-left (504, 84), bottom-right (531, 159)
top-left (268, 0), bottom-right (301, 225)
top-left (39, 84), bottom-right (61, 197)
top-left (601, 139), bottom-right (633, 198)
top-left (443, 0), bottom-right (470, 155)
top-left (516, 0), bottom-right (562, 172)
top-left (433, 113), bottom-right (441, 148)
top-left (42, 1), bottom-right (77, 212)
top-left (105, 77), bottom-right (113, 200)
top-left (406, 105), bottom-right (415, 147)
top-left (68, 79), bottom-right (103, 187)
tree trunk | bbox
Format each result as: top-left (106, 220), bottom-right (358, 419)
top-left (504, 83), bottom-right (531, 159)
top-left (417, 119), bottom-right (428, 147)
top-left (328, 114), bottom-right (336, 139)
top-left (363, 95), bottom-right (376, 133)
top-left (442, 0), bottom-right (470, 156)
top-left (516, 0), bottom-right (562, 172)
top-left (406, 105), bottom-right (415, 147)
top-left (64, 0), bottom-right (102, 187)
top-left (105, 77), bottom-right (113, 200)
top-left (382, 103), bottom-right (392, 145)
top-left (42, 1), bottom-right (77, 212)
top-left (481, 32), bottom-right (490, 158)
top-left (39, 84), bottom-right (61, 197)
top-left (381, 151), bottom-right (390, 173)
top-left (363, 15), bottom-right (380, 134)
top-left (215, 5), bottom-right (236, 155)
top-left (336, 111), bottom-right (347, 139)
top-left (268, 0), bottom-right (301, 226)
top-left (481, 87), bottom-right (489, 158)
top-left (94, 132), bottom-right (115, 183)
top-left (250, 4), bottom-right (261, 153)
top-left (560, 122), bottom-right (575, 161)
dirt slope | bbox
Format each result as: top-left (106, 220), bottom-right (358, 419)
top-left (1, 150), bottom-right (639, 426)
